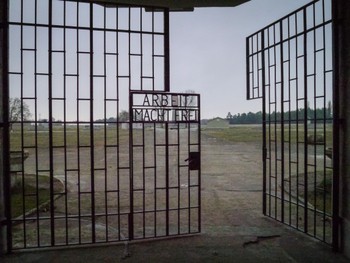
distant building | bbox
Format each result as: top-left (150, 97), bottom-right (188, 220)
top-left (206, 117), bottom-right (229, 129)
top-left (121, 123), bottom-right (143, 129)
top-left (200, 119), bottom-right (209, 125)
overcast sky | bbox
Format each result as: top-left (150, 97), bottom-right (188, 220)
top-left (170, 0), bottom-right (312, 119)
top-left (9, 0), bottom-right (316, 121)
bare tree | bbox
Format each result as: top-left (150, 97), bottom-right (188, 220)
top-left (118, 110), bottom-right (129, 122)
top-left (9, 98), bottom-right (31, 130)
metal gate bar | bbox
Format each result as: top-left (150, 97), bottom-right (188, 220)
top-left (129, 91), bottom-right (201, 239)
top-left (6, 0), bottom-right (174, 251)
top-left (0, 0), bottom-right (11, 252)
top-left (247, 0), bottom-right (336, 246)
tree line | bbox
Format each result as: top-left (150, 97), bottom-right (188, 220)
top-left (9, 97), bottom-right (333, 126)
top-left (226, 102), bottom-right (332, 124)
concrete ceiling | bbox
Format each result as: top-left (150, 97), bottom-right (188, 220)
top-left (80, 0), bottom-right (251, 9)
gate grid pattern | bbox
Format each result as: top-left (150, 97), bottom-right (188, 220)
top-left (247, 0), bottom-right (337, 246)
top-left (5, 0), bottom-right (200, 251)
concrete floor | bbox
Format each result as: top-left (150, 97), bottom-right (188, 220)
top-left (1, 218), bottom-right (348, 263)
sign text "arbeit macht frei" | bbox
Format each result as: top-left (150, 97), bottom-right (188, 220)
top-left (130, 92), bottom-right (199, 123)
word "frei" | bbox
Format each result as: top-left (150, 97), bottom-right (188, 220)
top-left (131, 92), bottom-right (199, 123)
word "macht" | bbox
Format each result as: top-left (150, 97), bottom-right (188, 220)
top-left (130, 92), bottom-right (200, 123)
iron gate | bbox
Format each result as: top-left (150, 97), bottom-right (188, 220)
top-left (247, 0), bottom-right (338, 248)
top-left (129, 91), bottom-right (201, 240)
top-left (4, 0), bottom-right (201, 251)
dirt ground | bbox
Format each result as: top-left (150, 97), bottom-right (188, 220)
top-left (3, 133), bottom-right (349, 262)
top-left (200, 135), bottom-right (264, 235)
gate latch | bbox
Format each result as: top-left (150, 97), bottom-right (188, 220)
top-left (184, 152), bottom-right (200, 171)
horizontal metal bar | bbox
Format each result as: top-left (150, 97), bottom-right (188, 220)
top-left (8, 21), bottom-right (166, 35)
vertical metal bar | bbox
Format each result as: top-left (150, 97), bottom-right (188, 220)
top-left (331, 0), bottom-right (340, 252)
top-left (273, 24), bottom-right (278, 220)
top-left (267, 28), bottom-right (272, 217)
top-left (322, 0), bottom-right (327, 241)
top-left (287, 15), bottom-right (292, 226)
top-left (261, 31), bottom-right (267, 215)
top-left (198, 95), bottom-right (201, 233)
top-left (252, 37), bottom-right (255, 99)
top-left (187, 109), bottom-right (191, 233)
top-left (48, 0), bottom-right (55, 246)
top-left (165, 121), bottom-right (169, 236)
top-left (63, 0), bottom-right (69, 245)
top-left (151, 10), bottom-right (155, 91)
top-left (312, 2), bottom-right (317, 237)
top-left (280, 21), bottom-right (285, 223)
top-left (165, 7), bottom-right (171, 228)
top-left (89, 2), bottom-right (96, 243)
top-left (103, 5), bottom-right (108, 242)
top-left (303, 7), bottom-right (309, 233)
top-left (151, 9), bottom-right (157, 237)
top-left (142, 122), bottom-right (146, 238)
top-left (116, 6), bottom-right (121, 241)
top-left (140, 8), bottom-right (143, 91)
top-left (128, 105), bottom-right (134, 241)
top-left (246, 38), bottom-right (250, 100)
top-left (322, 0), bottom-right (328, 242)
top-left (142, 108), bottom-right (147, 234)
top-left (164, 10), bottom-right (170, 92)
top-left (164, 8), bottom-right (170, 237)
top-left (295, 12), bottom-right (300, 230)
top-left (34, 0), bottom-right (41, 246)
top-left (128, 7), bottom-right (134, 241)
top-left (321, 0), bottom-right (327, 242)
top-left (177, 122), bottom-right (180, 234)
top-left (19, 0), bottom-right (26, 248)
top-left (153, 120), bottom-right (157, 237)
top-left (76, 1), bottom-right (82, 244)
top-left (140, 9), bottom-right (146, 239)
top-left (1, 0), bottom-right (11, 253)
top-left (256, 34), bottom-right (260, 98)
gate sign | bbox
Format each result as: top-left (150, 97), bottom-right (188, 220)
top-left (130, 91), bottom-right (200, 123)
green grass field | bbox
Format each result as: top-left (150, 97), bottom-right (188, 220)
top-left (9, 124), bottom-right (333, 219)
top-left (202, 123), bottom-right (332, 146)
top-left (10, 124), bottom-right (333, 150)
top-left (202, 125), bottom-right (262, 142)
top-left (11, 175), bottom-right (63, 218)
top-left (10, 125), bottom-right (130, 151)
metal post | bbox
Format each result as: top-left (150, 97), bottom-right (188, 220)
top-left (89, 1), bottom-right (96, 243)
top-left (48, 0), bottom-right (55, 246)
top-left (198, 95), bottom-right (201, 233)
top-left (164, 10), bottom-right (170, 92)
top-left (128, 7), bottom-right (134, 241)
top-left (302, 7), bottom-right (308, 234)
top-left (164, 8), bottom-right (170, 235)
top-left (279, 21), bottom-right (285, 223)
top-left (332, 0), bottom-right (350, 254)
top-left (0, 0), bottom-right (10, 255)
top-left (260, 31), bottom-right (267, 215)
